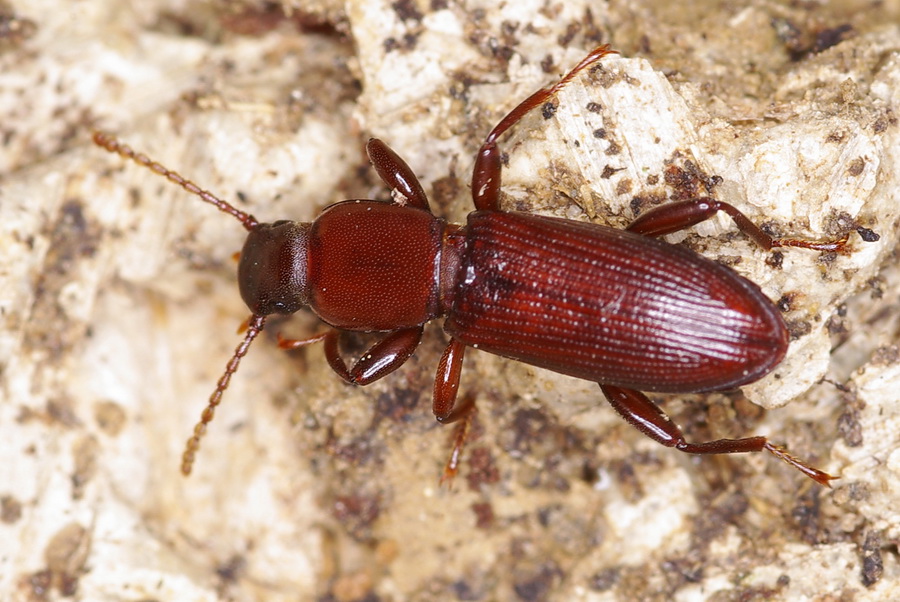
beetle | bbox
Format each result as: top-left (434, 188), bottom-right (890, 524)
top-left (93, 45), bottom-right (858, 485)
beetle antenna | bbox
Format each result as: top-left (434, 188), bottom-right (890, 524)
top-left (93, 131), bottom-right (259, 231)
top-left (181, 313), bottom-right (267, 475)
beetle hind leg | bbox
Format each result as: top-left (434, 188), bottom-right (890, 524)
top-left (626, 197), bottom-right (851, 252)
top-left (599, 384), bottom-right (835, 486)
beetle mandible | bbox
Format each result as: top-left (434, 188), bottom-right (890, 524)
top-left (94, 45), bottom-right (859, 485)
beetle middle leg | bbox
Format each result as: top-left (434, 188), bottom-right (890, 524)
top-left (282, 329), bottom-right (476, 482)
top-left (471, 45), bottom-right (619, 212)
top-left (626, 197), bottom-right (850, 252)
top-left (432, 338), bottom-right (479, 483)
top-left (439, 391), bottom-right (477, 485)
top-left (600, 384), bottom-right (835, 486)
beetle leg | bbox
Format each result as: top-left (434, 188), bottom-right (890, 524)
top-left (472, 45), bottom-right (619, 212)
top-left (322, 326), bottom-right (425, 385)
top-left (600, 384), bottom-right (836, 486)
top-left (366, 138), bottom-right (432, 212)
top-left (626, 197), bottom-right (850, 252)
top-left (440, 391), bottom-right (477, 486)
top-left (276, 330), bottom-right (330, 350)
top-left (431, 339), bottom-right (476, 483)
top-left (432, 338), bottom-right (468, 422)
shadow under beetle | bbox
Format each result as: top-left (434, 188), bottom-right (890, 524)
top-left (94, 45), bottom-right (864, 485)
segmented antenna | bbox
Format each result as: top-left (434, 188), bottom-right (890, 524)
top-left (93, 131), bottom-right (267, 475)
top-left (92, 131), bottom-right (259, 231)
top-left (182, 314), bottom-right (267, 475)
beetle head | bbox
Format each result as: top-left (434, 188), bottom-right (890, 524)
top-left (238, 220), bottom-right (311, 315)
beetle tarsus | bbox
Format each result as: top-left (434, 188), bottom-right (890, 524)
top-left (764, 442), bottom-right (837, 487)
top-left (277, 330), bottom-right (331, 350)
top-left (440, 395), bottom-right (477, 487)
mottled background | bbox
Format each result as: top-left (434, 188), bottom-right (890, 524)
top-left (2, 0), bottom-right (900, 600)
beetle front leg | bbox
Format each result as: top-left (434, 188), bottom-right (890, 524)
top-left (626, 197), bottom-right (850, 252)
top-left (599, 384), bottom-right (836, 486)
top-left (277, 330), bottom-right (330, 350)
top-left (366, 138), bottom-right (432, 212)
top-left (310, 326), bottom-right (424, 385)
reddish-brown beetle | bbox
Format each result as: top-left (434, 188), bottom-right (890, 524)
top-left (94, 45), bottom-right (859, 485)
